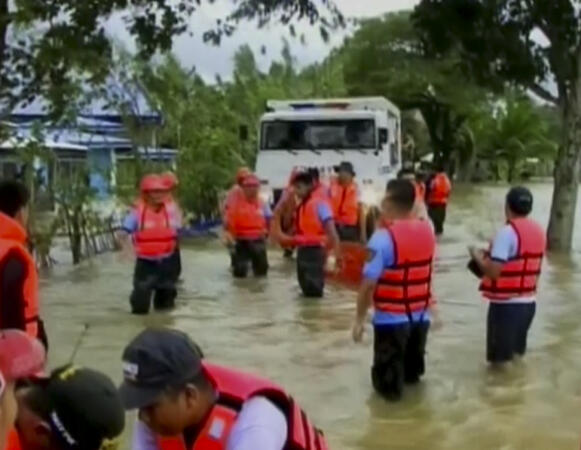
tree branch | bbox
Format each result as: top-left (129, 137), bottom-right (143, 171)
top-left (529, 83), bottom-right (558, 105)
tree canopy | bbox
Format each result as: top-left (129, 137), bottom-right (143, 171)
top-left (413, 0), bottom-right (581, 251)
top-left (0, 0), bottom-right (342, 116)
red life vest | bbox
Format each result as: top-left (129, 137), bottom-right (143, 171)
top-left (157, 363), bottom-right (328, 450)
top-left (0, 213), bottom-right (40, 339)
top-left (5, 428), bottom-right (22, 450)
top-left (134, 203), bottom-right (177, 258)
top-left (426, 173), bottom-right (451, 205)
top-left (480, 218), bottom-right (546, 300)
top-left (294, 193), bottom-right (328, 247)
top-left (227, 195), bottom-right (268, 240)
top-left (330, 180), bottom-right (359, 226)
top-left (373, 219), bottom-right (436, 315)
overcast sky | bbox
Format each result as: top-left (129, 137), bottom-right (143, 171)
top-left (108, 0), bottom-right (420, 80)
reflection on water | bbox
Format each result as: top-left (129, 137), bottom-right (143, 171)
top-left (41, 183), bottom-right (581, 449)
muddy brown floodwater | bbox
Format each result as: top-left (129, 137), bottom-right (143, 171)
top-left (40, 183), bottom-right (581, 449)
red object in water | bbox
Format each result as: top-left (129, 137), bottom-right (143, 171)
top-left (329, 242), bottom-right (366, 285)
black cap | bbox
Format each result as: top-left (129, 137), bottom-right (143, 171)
top-left (119, 328), bottom-right (204, 410)
top-left (334, 161), bottom-right (355, 176)
top-left (40, 365), bottom-right (125, 450)
top-left (292, 170), bottom-right (313, 185)
top-left (506, 186), bottom-right (533, 216)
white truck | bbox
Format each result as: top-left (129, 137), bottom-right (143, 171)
top-left (255, 97), bottom-right (402, 206)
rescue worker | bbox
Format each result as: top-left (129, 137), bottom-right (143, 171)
top-left (221, 167), bottom-right (251, 220)
top-left (330, 162), bottom-right (366, 243)
top-left (425, 165), bottom-right (452, 235)
top-left (0, 181), bottom-right (48, 349)
top-left (0, 330), bottom-right (46, 450)
top-left (397, 168), bottom-right (429, 221)
top-left (161, 172), bottom-right (183, 283)
top-left (221, 167), bottom-right (251, 267)
top-left (272, 170), bottom-right (299, 259)
top-left (468, 186), bottom-right (545, 365)
top-left (291, 171), bottom-right (341, 298)
top-left (120, 328), bottom-right (328, 450)
top-left (225, 174), bottom-right (271, 278)
top-left (9, 365), bottom-right (125, 450)
top-left (353, 179), bottom-right (436, 401)
top-left (119, 174), bottom-right (179, 315)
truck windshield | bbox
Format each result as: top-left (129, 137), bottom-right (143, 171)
top-left (261, 119), bottom-right (376, 150)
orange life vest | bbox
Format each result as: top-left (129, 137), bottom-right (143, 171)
top-left (330, 180), bottom-right (359, 226)
top-left (134, 203), bottom-right (177, 258)
top-left (227, 195), bottom-right (268, 240)
top-left (5, 428), bottom-right (21, 450)
top-left (294, 193), bottom-right (328, 247)
top-left (480, 218), bottom-right (546, 300)
top-left (0, 213), bottom-right (40, 339)
top-left (157, 363), bottom-right (328, 450)
top-left (373, 219), bottom-right (435, 315)
top-left (426, 173), bottom-right (451, 205)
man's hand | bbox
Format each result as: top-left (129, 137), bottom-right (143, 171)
top-left (352, 319), bottom-right (365, 343)
top-left (468, 245), bottom-right (485, 261)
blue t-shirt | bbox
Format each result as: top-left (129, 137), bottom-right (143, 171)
top-left (489, 224), bottom-right (518, 262)
top-left (363, 229), bottom-right (430, 326)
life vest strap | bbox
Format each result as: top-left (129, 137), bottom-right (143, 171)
top-left (377, 277), bottom-right (432, 287)
top-left (375, 295), bottom-right (431, 305)
top-left (390, 258), bottom-right (433, 268)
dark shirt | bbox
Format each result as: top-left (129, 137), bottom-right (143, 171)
top-left (0, 249), bottom-right (48, 349)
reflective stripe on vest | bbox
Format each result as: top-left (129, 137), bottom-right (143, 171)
top-left (227, 196), bottom-right (267, 240)
top-left (330, 181), bottom-right (359, 226)
top-left (0, 213), bottom-right (40, 339)
top-left (295, 194), bottom-right (327, 247)
top-left (426, 173), bottom-right (451, 205)
top-left (157, 363), bottom-right (328, 450)
top-left (373, 220), bottom-right (436, 315)
top-left (134, 203), bottom-right (177, 258)
top-left (480, 218), bottom-right (546, 300)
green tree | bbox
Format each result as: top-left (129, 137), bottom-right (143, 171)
top-left (0, 0), bottom-right (342, 116)
top-left (413, 0), bottom-right (581, 250)
top-left (341, 11), bottom-right (486, 170)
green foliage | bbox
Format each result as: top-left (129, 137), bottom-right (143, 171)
top-left (0, 0), bottom-right (342, 116)
top-left (341, 12), bottom-right (486, 169)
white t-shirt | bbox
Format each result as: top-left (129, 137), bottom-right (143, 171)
top-left (132, 396), bottom-right (287, 450)
top-left (488, 224), bottom-right (536, 304)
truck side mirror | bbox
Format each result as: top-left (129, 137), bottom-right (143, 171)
top-left (239, 125), bottom-right (249, 142)
top-left (379, 128), bottom-right (389, 145)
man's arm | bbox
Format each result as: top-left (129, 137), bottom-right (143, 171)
top-left (469, 249), bottom-right (503, 280)
top-left (358, 203), bottom-right (367, 243)
top-left (469, 226), bottom-right (514, 280)
top-left (324, 220), bottom-right (341, 261)
top-left (226, 397), bottom-right (287, 450)
top-left (0, 251), bottom-right (28, 331)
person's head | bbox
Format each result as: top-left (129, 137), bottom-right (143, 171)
top-left (140, 175), bottom-right (167, 208)
top-left (15, 365), bottom-right (123, 450)
top-left (505, 186), bottom-right (533, 220)
top-left (0, 330), bottom-right (46, 450)
top-left (335, 162), bottom-right (355, 184)
top-left (0, 181), bottom-right (30, 227)
top-left (435, 163), bottom-right (445, 173)
top-left (397, 167), bottom-right (415, 182)
top-left (383, 179), bottom-right (416, 220)
top-left (241, 175), bottom-right (260, 200)
top-left (308, 168), bottom-right (320, 186)
top-left (119, 328), bottom-right (210, 437)
top-left (236, 167), bottom-right (251, 186)
top-left (292, 172), bottom-right (314, 199)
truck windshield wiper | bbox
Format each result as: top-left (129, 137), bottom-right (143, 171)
top-left (333, 148), bottom-right (345, 154)
top-left (307, 144), bottom-right (322, 155)
top-left (283, 148), bottom-right (298, 155)
top-left (355, 147), bottom-right (367, 154)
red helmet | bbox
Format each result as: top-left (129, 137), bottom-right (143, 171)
top-left (161, 172), bottom-right (178, 190)
top-left (236, 167), bottom-right (251, 184)
top-left (241, 174), bottom-right (260, 188)
top-left (140, 174), bottom-right (166, 193)
top-left (0, 330), bottom-right (46, 382)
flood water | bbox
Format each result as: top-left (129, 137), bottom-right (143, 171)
top-left (40, 183), bottom-right (581, 449)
